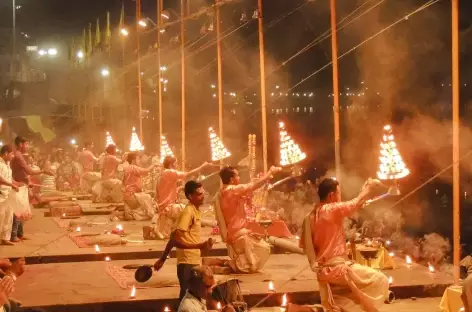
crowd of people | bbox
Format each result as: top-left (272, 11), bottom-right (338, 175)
top-left (0, 136), bottom-right (399, 312)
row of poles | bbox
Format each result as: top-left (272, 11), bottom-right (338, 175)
top-left (133, 0), bottom-right (461, 284)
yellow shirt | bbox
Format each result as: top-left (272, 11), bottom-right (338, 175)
top-left (176, 204), bottom-right (202, 265)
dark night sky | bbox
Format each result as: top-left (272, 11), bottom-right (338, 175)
top-left (1, 0), bottom-right (471, 90)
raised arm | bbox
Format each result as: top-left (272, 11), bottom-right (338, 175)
top-left (183, 162), bottom-right (210, 178)
top-left (329, 179), bottom-right (380, 219)
top-left (234, 166), bottom-right (282, 196)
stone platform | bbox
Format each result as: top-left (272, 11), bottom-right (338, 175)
top-left (11, 254), bottom-right (451, 312)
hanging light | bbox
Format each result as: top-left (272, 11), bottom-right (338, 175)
top-left (252, 9), bottom-right (260, 19)
top-left (240, 13), bottom-right (248, 23)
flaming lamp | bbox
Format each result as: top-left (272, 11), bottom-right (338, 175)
top-left (160, 136), bottom-right (175, 163)
top-left (106, 131), bottom-right (116, 147)
top-left (377, 125), bottom-right (409, 180)
top-left (129, 127), bottom-right (145, 152)
top-left (279, 122), bottom-right (306, 166)
top-left (209, 127), bottom-right (231, 161)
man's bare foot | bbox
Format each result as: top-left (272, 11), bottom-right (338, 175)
top-left (10, 238), bottom-right (20, 243)
top-left (1, 240), bottom-right (14, 246)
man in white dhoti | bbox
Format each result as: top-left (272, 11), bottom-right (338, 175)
top-left (118, 153), bottom-right (158, 221)
top-left (0, 145), bottom-right (22, 246)
top-left (146, 156), bottom-right (210, 240)
top-left (92, 145), bottom-right (124, 203)
top-left (299, 177), bottom-right (389, 312)
top-left (215, 166), bottom-right (281, 273)
top-left (77, 142), bottom-right (100, 194)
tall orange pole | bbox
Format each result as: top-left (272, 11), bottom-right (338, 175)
top-left (216, 1), bottom-right (224, 167)
top-left (257, 0), bottom-right (268, 173)
top-left (180, 0), bottom-right (186, 170)
top-left (136, 0), bottom-right (144, 140)
top-left (451, 0), bottom-right (460, 286)
top-left (329, 0), bottom-right (341, 187)
top-left (157, 0), bottom-right (163, 149)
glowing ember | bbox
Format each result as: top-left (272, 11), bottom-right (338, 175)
top-left (105, 256), bottom-right (111, 261)
top-left (279, 121), bottom-right (306, 166)
top-left (268, 281), bottom-right (275, 291)
top-left (164, 307), bottom-right (170, 312)
top-left (95, 245), bottom-right (100, 253)
top-left (295, 236), bottom-right (300, 240)
top-left (428, 264), bottom-right (435, 273)
top-left (385, 240), bottom-right (391, 246)
top-left (388, 276), bottom-right (393, 284)
top-left (377, 124), bottom-right (410, 180)
top-left (405, 255), bottom-right (412, 265)
top-left (116, 224), bottom-right (124, 231)
top-left (281, 294), bottom-right (288, 307)
top-left (76, 227), bottom-right (81, 232)
top-left (216, 302), bottom-right (222, 310)
top-left (62, 213), bottom-right (66, 217)
top-left (209, 127), bottom-right (231, 161)
top-left (160, 136), bottom-right (175, 163)
top-left (388, 252), bottom-right (395, 257)
top-left (130, 285), bottom-right (136, 298)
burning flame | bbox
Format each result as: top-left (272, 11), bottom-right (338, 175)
top-left (62, 213), bottom-right (66, 217)
top-left (268, 281), bottom-right (275, 291)
top-left (388, 252), bottom-right (395, 257)
top-left (164, 307), bottom-right (170, 312)
top-left (377, 124), bottom-right (410, 180)
top-left (405, 255), bottom-right (412, 265)
top-left (385, 240), bottom-right (391, 246)
top-left (281, 294), bottom-right (288, 307)
top-left (76, 227), bottom-right (81, 232)
top-left (428, 264), bottom-right (435, 273)
top-left (116, 224), bottom-right (124, 231)
top-left (216, 302), bottom-right (222, 310)
top-left (388, 276), bottom-right (393, 284)
top-left (209, 127), bottom-right (231, 161)
top-left (95, 245), bottom-right (100, 253)
top-left (295, 236), bottom-right (300, 240)
top-left (279, 121), bottom-right (306, 166)
top-left (130, 285), bottom-right (136, 298)
top-left (105, 256), bottom-right (111, 261)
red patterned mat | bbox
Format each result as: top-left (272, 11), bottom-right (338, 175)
top-left (105, 263), bottom-right (179, 289)
top-left (49, 205), bottom-right (82, 217)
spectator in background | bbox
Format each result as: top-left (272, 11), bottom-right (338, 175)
top-left (10, 137), bottom-right (51, 242)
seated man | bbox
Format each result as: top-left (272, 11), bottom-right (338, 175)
top-left (92, 144), bottom-right (124, 203)
top-left (56, 154), bottom-right (80, 192)
top-left (152, 156), bottom-right (210, 240)
top-left (177, 266), bottom-right (215, 312)
top-left (300, 178), bottom-right (389, 312)
top-left (113, 153), bottom-right (157, 221)
top-left (215, 166), bottom-right (282, 273)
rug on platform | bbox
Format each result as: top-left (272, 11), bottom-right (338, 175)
top-left (52, 217), bottom-right (77, 228)
top-left (68, 233), bottom-right (125, 248)
top-left (49, 205), bottom-right (82, 217)
top-left (106, 264), bottom-right (180, 289)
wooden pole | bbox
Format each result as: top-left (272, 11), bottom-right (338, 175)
top-left (216, 1), bottom-right (224, 167)
top-left (329, 0), bottom-right (342, 186)
top-left (451, 0), bottom-right (460, 286)
top-left (180, 0), bottom-right (186, 170)
top-left (157, 0), bottom-right (164, 150)
top-left (257, 0), bottom-right (268, 173)
top-left (136, 0), bottom-right (144, 140)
